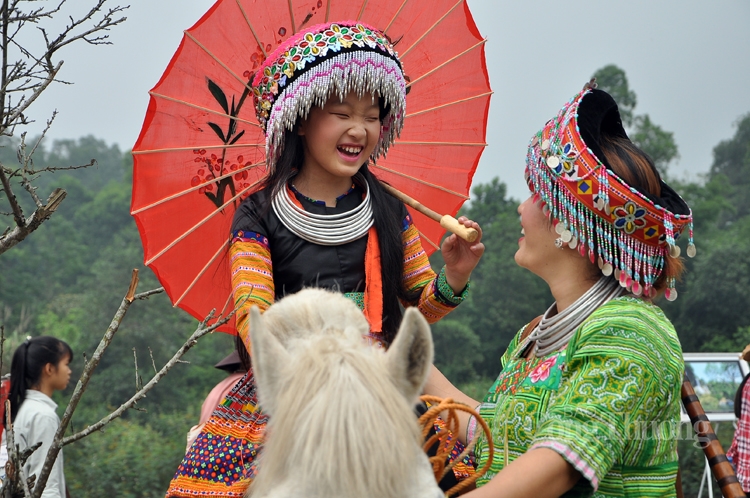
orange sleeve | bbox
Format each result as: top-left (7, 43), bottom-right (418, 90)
top-left (400, 215), bottom-right (469, 324)
top-left (229, 231), bottom-right (275, 355)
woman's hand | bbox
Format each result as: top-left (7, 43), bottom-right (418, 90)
top-left (442, 217), bottom-right (484, 294)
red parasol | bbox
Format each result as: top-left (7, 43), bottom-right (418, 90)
top-left (131, 0), bottom-right (492, 333)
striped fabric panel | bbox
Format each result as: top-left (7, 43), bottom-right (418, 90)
top-left (727, 379), bottom-right (750, 491)
top-left (400, 217), bottom-right (466, 324)
top-left (530, 441), bottom-right (599, 490)
top-left (401, 217), bottom-right (436, 292)
top-left (229, 235), bottom-right (275, 352)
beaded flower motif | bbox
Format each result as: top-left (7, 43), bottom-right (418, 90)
top-left (612, 201), bottom-right (648, 235)
top-left (252, 23), bottom-right (397, 129)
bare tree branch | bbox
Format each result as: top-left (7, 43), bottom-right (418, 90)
top-left (0, 186), bottom-right (66, 254)
top-left (63, 309), bottom-right (232, 446)
top-left (148, 347), bottom-right (157, 374)
top-left (0, 0), bottom-right (129, 261)
top-left (133, 348), bottom-right (143, 391)
top-left (30, 269), bottom-right (235, 497)
top-left (28, 269), bottom-right (149, 497)
top-left (0, 162), bottom-right (23, 226)
top-left (2, 400), bottom-right (34, 498)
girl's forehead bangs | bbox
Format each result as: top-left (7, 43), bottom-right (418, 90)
top-left (251, 21), bottom-right (407, 170)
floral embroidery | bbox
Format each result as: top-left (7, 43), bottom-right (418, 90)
top-left (493, 359), bottom-right (537, 396)
top-left (612, 201), bottom-right (648, 234)
top-left (491, 352), bottom-right (566, 396)
top-left (529, 356), bottom-right (558, 383)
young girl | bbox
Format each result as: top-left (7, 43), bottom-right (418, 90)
top-left (8, 336), bottom-right (73, 498)
top-left (166, 21), bottom-right (484, 497)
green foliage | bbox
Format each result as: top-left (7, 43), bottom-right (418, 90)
top-left (670, 215), bottom-right (750, 351)
top-left (432, 319), bottom-right (482, 383)
top-left (0, 138), bottom-right (234, 496)
top-left (709, 113), bottom-right (750, 221)
top-left (661, 113), bottom-right (750, 352)
top-left (64, 413), bottom-right (194, 498)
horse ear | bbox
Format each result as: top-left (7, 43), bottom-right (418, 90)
top-left (249, 305), bottom-right (290, 416)
top-left (386, 307), bottom-right (434, 403)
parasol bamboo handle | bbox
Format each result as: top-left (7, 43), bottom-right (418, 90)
top-left (681, 373), bottom-right (747, 498)
top-left (379, 182), bottom-right (479, 243)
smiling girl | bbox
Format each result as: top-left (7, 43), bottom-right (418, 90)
top-left (8, 336), bottom-right (73, 498)
top-left (167, 21), bottom-right (484, 497)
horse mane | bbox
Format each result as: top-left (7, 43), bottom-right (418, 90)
top-left (249, 333), bottom-right (423, 497)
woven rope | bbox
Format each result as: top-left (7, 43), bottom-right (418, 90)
top-left (419, 395), bottom-right (495, 497)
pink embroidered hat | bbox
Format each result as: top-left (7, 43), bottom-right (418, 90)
top-left (525, 80), bottom-right (696, 300)
top-left (251, 21), bottom-right (406, 169)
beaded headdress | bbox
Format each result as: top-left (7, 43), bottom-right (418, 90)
top-left (252, 21), bottom-right (406, 169)
top-left (525, 81), bottom-right (695, 300)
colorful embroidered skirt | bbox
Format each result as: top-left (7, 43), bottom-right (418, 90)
top-left (166, 370), bottom-right (474, 496)
top-left (167, 370), bottom-right (264, 497)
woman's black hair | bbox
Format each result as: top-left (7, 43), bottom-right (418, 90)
top-left (240, 98), bottom-right (416, 345)
top-left (7, 336), bottom-right (73, 425)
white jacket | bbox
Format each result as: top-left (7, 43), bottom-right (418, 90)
top-left (14, 390), bottom-right (65, 498)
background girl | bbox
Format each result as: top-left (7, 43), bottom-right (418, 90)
top-left (8, 336), bottom-right (73, 498)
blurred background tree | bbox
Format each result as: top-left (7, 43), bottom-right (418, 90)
top-left (2, 63), bottom-right (749, 496)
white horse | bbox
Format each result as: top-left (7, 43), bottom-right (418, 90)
top-left (246, 288), bottom-right (443, 498)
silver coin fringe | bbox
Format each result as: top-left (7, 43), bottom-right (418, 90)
top-left (265, 51), bottom-right (406, 169)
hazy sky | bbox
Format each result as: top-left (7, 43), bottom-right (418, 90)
top-left (24, 0), bottom-right (750, 201)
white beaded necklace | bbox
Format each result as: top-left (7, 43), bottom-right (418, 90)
top-left (525, 276), bottom-right (625, 357)
top-left (272, 173), bottom-right (374, 246)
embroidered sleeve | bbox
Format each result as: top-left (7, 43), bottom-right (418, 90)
top-left (400, 214), bottom-right (468, 324)
top-left (530, 302), bottom-right (683, 493)
top-left (230, 230), bottom-right (275, 354)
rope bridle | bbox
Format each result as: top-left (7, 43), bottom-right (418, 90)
top-left (419, 395), bottom-right (495, 497)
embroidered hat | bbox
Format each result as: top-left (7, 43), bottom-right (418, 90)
top-left (252, 21), bottom-right (406, 169)
top-left (525, 80), bottom-right (695, 300)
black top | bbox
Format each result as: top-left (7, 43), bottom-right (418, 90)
top-left (231, 184), bottom-right (406, 300)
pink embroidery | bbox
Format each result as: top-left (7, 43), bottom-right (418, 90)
top-left (529, 356), bottom-right (558, 383)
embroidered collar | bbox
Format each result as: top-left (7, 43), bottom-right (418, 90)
top-left (288, 182), bottom-right (357, 206)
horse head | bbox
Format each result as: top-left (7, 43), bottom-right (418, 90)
top-left (246, 289), bottom-right (443, 498)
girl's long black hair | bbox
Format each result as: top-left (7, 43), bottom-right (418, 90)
top-left (235, 104), bottom-right (417, 353)
top-left (7, 336), bottom-right (73, 425)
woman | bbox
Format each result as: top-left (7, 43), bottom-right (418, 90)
top-left (8, 336), bottom-right (73, 498)
top-left (426, 81), bottom-right (694, 497)
top-left (167, 21), bottom-right (484, 497)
